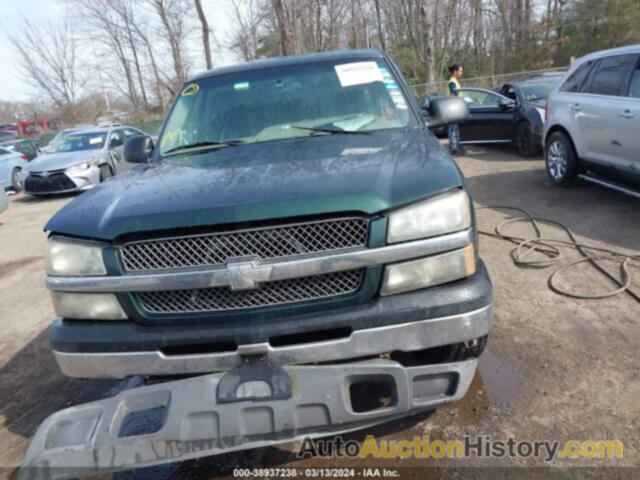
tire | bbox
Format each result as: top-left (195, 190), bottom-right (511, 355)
top-left (11, 168), bottom-right (22, 192)
top-left (516, 121), bottom-right (538, 157)
top-left (99, 164), bottom-right (113, 182)
top-left (545, 131), bottom-right (579, 185)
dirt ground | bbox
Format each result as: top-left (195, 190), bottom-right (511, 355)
top-left (0, 145), bottom-right (638, 479)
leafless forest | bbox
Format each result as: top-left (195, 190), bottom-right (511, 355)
top-left (4, 0), bottom-right (640, 124)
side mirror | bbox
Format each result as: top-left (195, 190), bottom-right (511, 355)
top-left (423, 96), bottom-right (470, 129)
top-left (499, 98), bottom-right (516, 110)
top-left (123, 135), bottom-right (154, 163)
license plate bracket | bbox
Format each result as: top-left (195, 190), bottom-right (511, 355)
top-left (216, 354), bottom-right (292, 403)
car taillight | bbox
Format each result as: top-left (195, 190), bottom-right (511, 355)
top-left (544, 101), bottom-right (548, 122)
top-left (20, 154), bottom-right (28, 161)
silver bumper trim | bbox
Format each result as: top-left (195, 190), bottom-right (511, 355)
top-left (46, 229), bottom-right (473, 293)
top-left (21, 358), bottom-right (478, 479)
top-left (53, 305), bottom-right (491, 378)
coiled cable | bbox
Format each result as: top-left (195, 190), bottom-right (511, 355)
top-left (476, 205), bottom-right (640, 301)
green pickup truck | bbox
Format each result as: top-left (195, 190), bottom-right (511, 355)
top-left (23, 49), bottom-right (491, 477)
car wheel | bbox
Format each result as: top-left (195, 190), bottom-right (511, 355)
top-left (516, 122), bottom-right (537, 157)
top-left (11, 168), bottom-right (22, 192)
top-left (545, 131), bottom-right (579, 185)
top-left (99, 165), bottom-right (113, 182)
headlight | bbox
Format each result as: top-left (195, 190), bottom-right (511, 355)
top-left (387, 190), bottom-right (471, 244)
top-left (536, 108), bottom-right (546, 121)
top-left (45, 238), bottom-right (107, 276)
top-left (380, 245), bottom-right (475, 296)
top-left (51, 292), bottom-right (127, 320)
top-left (65, 162), bottom-right (92, 175)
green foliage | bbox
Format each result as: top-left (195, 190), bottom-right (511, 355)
top-left (128, 119), bottom-right (164, 135)
top-left (37, 132), bottom-right (56, 146)
top-left (388, 46), bottom-right (423, 86)
top-left (556, 0), bottom-right (640, 65)
top-left (256, 33), bottom-right (280, 59)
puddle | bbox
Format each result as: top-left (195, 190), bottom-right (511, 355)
top-left (0, 256), bottom-right (40, 277)
top-left (478, 348), bottom-right (519, 406)
top-left (446, 371), bottom-right (490, 424)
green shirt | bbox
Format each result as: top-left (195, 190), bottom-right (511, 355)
top-left (448, 76), bottom-right (460, 96)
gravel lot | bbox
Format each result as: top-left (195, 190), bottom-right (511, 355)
top-left (0, 145), bottom-right (638, 479)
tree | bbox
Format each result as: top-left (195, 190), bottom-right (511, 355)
top-left (272, 0), bottom-right (292, 55)
top-left (194, 0), bottom-right (213, 69)
top-left (8, 19), bottom-right (85, 116)
top-left (147, 0), bottom-right (190, 89)
top-left (113, 0), bottom-right (150, 109)
top-left (419, 0), bottom-right (435, 84)
top-left (373, 0), bottom-right (386, 51)
top-left (68, 0), bottom-right (143, 108)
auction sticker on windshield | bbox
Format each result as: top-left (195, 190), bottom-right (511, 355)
top-left (335, 62), bottom-right (384, 87)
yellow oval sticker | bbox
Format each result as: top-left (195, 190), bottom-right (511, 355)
top-left (181, 83), bottom-right (200, 96)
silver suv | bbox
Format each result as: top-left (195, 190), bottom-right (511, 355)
top-left (543, 44), bottom-right (640, 196)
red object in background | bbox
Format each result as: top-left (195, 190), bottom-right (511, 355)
top-left (0, 120), bottom-right (56, 138)
top-left (18, 120), bottom-right (42, 137)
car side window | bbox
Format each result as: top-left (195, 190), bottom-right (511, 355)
top-left (627, 61), bottom-right (640, 98)
top-left (559, 61), bottom-right (594, 93)
top-left (108, 130), bottom-right (125, 149)
top-left (583, 54), bottom-right (636, 96)
top-left (459, 90), bottom-right (501, 107)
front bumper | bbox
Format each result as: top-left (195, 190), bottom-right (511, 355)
top-left (24, 167), bottom-right (99, 195)
top-left (54, 303), bottom-right (491, 378)
top-left (21, 357), bottom-right (477, 479)
top-left (52, 260), bottom-right (491, 378)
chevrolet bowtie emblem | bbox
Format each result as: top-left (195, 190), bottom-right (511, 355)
top-left (224, 257), bottom-right (273, 291)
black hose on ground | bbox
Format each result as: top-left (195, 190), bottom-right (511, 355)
top-left (475, 205), bottom-right (640, 301)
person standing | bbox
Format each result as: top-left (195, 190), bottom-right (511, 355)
top-left (447, 64), bottom-right (465, 155)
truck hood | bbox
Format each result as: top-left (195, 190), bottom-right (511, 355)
top-left (46, 128), bottom-right (464, 240)
top-left (26, 150), bottom-right (100, 172)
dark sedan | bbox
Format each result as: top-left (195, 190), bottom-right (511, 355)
top-left (420, 74), bottom-right (563, 157)
top-left (495, 74), bottom-right (564, 156)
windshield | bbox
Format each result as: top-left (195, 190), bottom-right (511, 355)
top-left (519, 80), bottom-right (559, 101)
top-left (52, 132), bottom-right (106, 153)
top-left (159, 59), bottom-right (413, 156)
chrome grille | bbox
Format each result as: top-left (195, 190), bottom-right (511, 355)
top-left (135, 269), bottom-right (364, 314)
top-left (120, 218), bottom-right (369, 272)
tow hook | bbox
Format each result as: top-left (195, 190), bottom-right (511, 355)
top-left (465, 338), bottom-right (479, 348)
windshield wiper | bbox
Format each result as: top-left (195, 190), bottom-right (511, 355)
top-left (164, 139), bottom-right (245, 154)
top-left (290, 125), bottom-right (370, 135)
